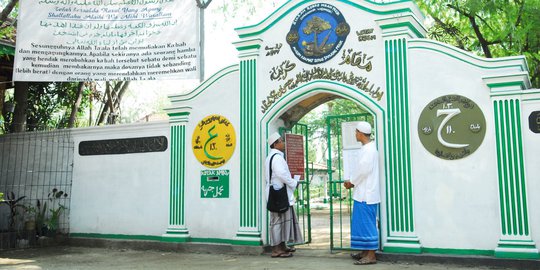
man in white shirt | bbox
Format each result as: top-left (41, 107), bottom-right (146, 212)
top-left (344, 121), bottom-right (380, 265)
top-left (265, 132), bottom-right (304, 258)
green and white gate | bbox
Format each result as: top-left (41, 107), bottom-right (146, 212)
top-left (326, 113), bottom-right (376, 251)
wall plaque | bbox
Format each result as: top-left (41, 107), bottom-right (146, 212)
top-left (285, 133), bottom-right (305, 180)
top-left (286, 3), bottom-right (350, 65)
top-left (192, 114), bottom-right (236, 168)
top-left (418, 95), bottom-right (486, 160)
top-left (200, 170), bottom-right (229, 198)
top-left (79, 136), bottom-right (167, 156)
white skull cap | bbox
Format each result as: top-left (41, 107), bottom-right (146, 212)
top-left (356, 121), bottom-right (372, 134)
top-left (267, 132), bottom-right (281, 145)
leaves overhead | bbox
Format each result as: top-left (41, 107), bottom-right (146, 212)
top-left (416, 0), bottom-right (540, 87)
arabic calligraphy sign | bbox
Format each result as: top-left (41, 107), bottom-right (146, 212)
top-left (418, 95), bottom-right (486, 160)
top-left (285, 133), bottom-right (305, 180)
top-left (200, 170), bottom-right (229, 198)
top-left (14, 0), bottom-right (200, 82)
top-left (192, 114), bottom-right (236, 168)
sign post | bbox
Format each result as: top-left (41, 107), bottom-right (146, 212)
top-left (285, 133), bottom-right (305, 180)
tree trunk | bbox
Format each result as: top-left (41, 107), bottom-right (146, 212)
top-left (96, 81), bottom-right (129, 125)
top-left (113, 81), bottom-right (130, 109)
top-left (0, 0), bottom-right (18, 24)
top-left (11, 81), bottom-right (29, 132)
top-left (468, 16), bottom-right (492, 58)
top-left (68, 82), bottom-right (85, 128)
top-left (0, 82), bottom-right (5, 121)
top-left (97, 82), bottom-right (111, 125)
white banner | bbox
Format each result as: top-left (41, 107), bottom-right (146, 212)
top-left (14, 0), bottom-right (200, 82)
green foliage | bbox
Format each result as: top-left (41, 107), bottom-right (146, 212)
top-left (0, 0), bottom-right (18, 44)
top-left (45, 188), bottom-right (68, 232)
top-left (35, 199), bottom-right (47, 236)
top-left (300, 99), bottom-right (367, 163)
top-left (33, 188), bottom-right (68, 235)
top-left (0, 191), bottom-right (26, 231)
top-left (416, 0), bottom-right (540, 87)
top-left (0, 192), bottom-right (4, 201)
top-left (2, 82), bottom-right (92, 131)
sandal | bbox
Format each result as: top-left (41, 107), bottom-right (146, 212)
top-left (351, 251), bottom-right (366, 261)
top-left (286, 247), bottom-right (296, 253)
top-left (353, 258), bottom-right (376, 265)
top-left (271, 252), bottom-right (293, 258)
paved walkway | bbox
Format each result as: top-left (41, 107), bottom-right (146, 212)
top-left (0, 246), bottom-right (534, 270)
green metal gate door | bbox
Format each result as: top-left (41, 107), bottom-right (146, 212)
top-left (280, 124), bottom-right (311, 244)
top-left (326, 113), bottom-right (373, 251)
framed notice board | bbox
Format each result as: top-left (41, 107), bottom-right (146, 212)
top-left (285, 133), bottom-right (305, 180)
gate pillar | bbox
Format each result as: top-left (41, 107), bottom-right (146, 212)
top-left (485, 73), bottom-right (539, 259)
top-left (376, 15), bottom-right (425, 253)
top-left (234, 39), bottom-right (264, 244)
top-left (163, 109), bottom-right (192, 241)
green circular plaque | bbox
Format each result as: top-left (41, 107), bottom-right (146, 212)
top-left (418, 95), bottom-right (486, 160)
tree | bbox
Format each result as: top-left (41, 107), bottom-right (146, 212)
top-left (0, 0), bottom-right (131, 131)
top-left (0, 0), bottom-right (17, 42)
top-left (95, 81), bottom-right (130, 125)
top-left (416, 0), bottom-right (540, 88)
top-left (300, 99), bottom-right (367, 164)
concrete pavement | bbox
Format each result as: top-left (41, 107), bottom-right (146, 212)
top-left (1, 244), bottom-right (538, 270)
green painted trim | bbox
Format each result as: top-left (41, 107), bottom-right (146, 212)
top-left (236, 44), bottom-right (261, 51)
top-left (239, 59), bottom-right (259, 231)
top-left (236, 0), bottom-right (418, 38)
top-left (380, 21), bottom-right (424, 38)
top-left (491, 91), bottom-right (529, 97)
top-left (408, 40), bottom-right (526, 72)
top-left (385, 38), bottom-right (415, 236)
top-left (190, 238), bottom-right (262, 246)
top-left (498, 243), bottom-right (537, 249)
top-left (70, 233), bottom-right (262, 246)
top-left (167, 112), bottom-right (190, 117)
top-left (495, 251), bottom-right (540, 259)
top-left (383, 246), bottom-right (422, 254)
top-left (70, 233), bottom-right (162, 242)
top-left (515, 100), bottom-right (529, 236)
top-left (494, 101), bottom-right (507, 235)
top-left (422, 248), bottom-right (494, 257)
top-left (494, 99), bottom-right (532, 238)
top-left (169, 125), bottom-right (187, 227)
top-left (486, 81), bottom-right (525, 90)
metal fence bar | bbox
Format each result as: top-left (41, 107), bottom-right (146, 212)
top-left (0, 125), bottom-right (74, 251)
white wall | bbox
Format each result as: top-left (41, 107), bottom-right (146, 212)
top-left (178, 68), bottom-right (242, 240)
top-left (70, 122), bottom-right (169, 236)
top-left (408, 42), bottom-right (510, 250)
top-left (522, 96), bottom-right (540, 249)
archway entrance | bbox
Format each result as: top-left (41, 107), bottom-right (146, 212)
top-left (261, 85), bottom-right (383, 252)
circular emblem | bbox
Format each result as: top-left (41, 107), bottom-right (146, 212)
top-left (192, 115), bottom-right (236, 168)
top-left (286, 3), bottom-right (349, 65)
top-left (418, 95), bottom-right (486, 160)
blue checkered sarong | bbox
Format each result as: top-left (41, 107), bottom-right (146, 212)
top-left (351, 201), bottom-right (379, 250)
